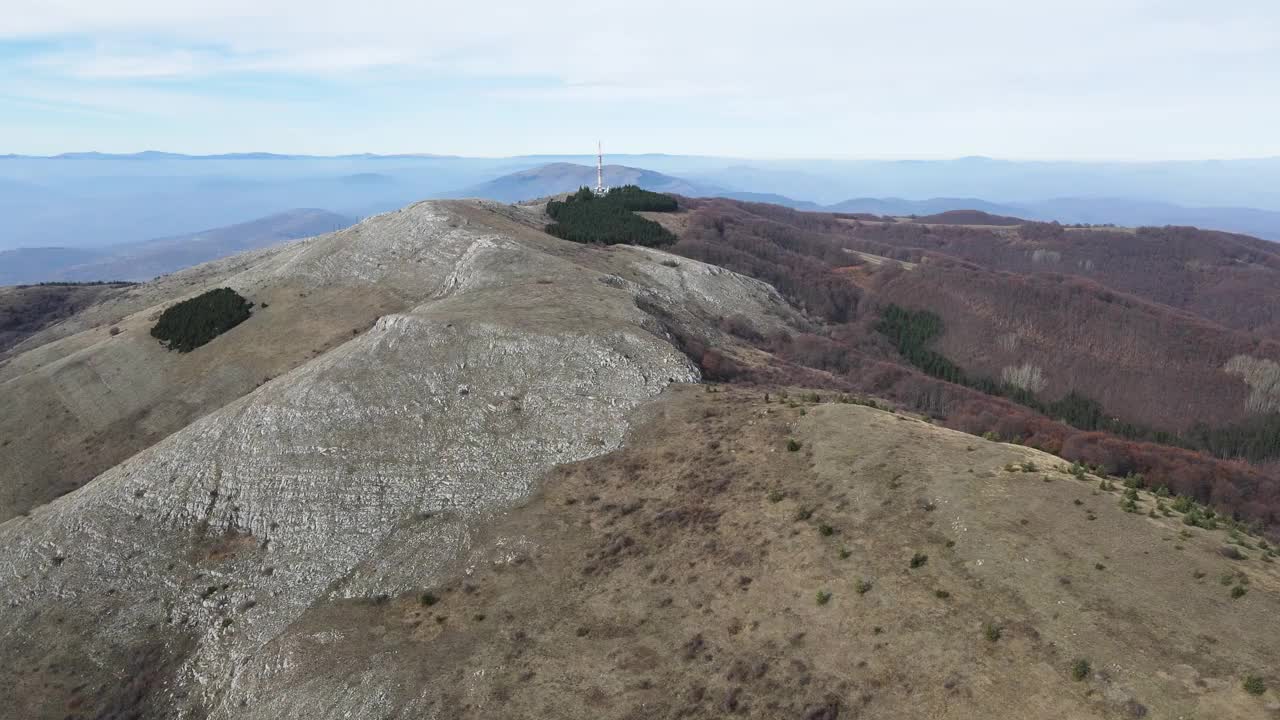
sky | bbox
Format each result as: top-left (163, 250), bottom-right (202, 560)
top-left (2, 0), bottom-right (1278, 160)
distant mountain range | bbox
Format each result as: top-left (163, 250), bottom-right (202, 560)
top-left (718, 193), bottom-right (1280, 240)
top-left (4, 152), bottom-right (1280, 260)
top-left (0, 209), bottom-right (354, 285)
top-left (447, 162), bottom-right (721, 202)
top-left (448, 165), bottom-right (1280, 241)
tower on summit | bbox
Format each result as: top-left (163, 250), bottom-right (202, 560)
top-left (595, 141), bottom-right (608, 196)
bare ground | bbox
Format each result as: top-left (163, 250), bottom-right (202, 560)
top-left (260, 385), bottom-right (1279, 719)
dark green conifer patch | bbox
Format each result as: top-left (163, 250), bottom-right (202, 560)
top-left (151, 287), bottom-right (252, 352)
top-left (545, 186), bottom-right (678, 247)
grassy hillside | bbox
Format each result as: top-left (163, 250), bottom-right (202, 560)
top-left (255, 386), bottom-right (1277, 719)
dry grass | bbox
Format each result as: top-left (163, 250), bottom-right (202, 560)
top-left (267, 385), bottom-right (1277, 718)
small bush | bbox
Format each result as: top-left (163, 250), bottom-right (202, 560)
top-left (420, 592), bottom-right (439, 606)
top-left (839, 548), bottom-right (852, 560)
top-left (1231, 585), bottom-right (1248, 599)
top-left (1021, 460), bottom-right (1038, 472)
top-left (816, 590), bottom-right (832, 606)
top-left (1219, 545), bottom-right (1245, 560)
top-left (1243, 675), bottom-right (1266, 695)
top-left (768, 490), bottom-right (785, 503)
top-left (787, 439), bottom-right (802, 452)
top-left (984, 623), bottom-right (1002, 642)
top-left (1183, 508), bottom-right (1218, 530)
top-left (818, 523), bottom-right (835, 537)
top-left (1071, 659), bottom-right (1091, 681)
top-left (934, 589), bottom-right (950, 599)
top-left (855, 579), bottom-right (873, 594)
top-left (910, 553), bottom-right (928, 569)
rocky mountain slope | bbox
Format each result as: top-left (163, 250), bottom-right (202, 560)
top-left (1, 196), bottom-right (1277, 719)
top-left (0, 198), bottom-right (799, 719)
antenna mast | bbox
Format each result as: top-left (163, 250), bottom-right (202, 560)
top-left (595, 140), bottom-right (606, 196)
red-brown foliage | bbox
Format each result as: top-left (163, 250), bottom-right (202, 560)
top-left (662, 197), bottom-right (1280, 535)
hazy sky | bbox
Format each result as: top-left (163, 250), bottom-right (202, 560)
top-left (2, 0), bottom-right (1277, 159)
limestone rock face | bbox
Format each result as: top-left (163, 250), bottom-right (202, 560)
top-left (0, 200), bottom-right (793, 719)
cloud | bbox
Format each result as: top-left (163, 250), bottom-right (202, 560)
top-left (1, 0), bottom-right (1278, 156)
top-left (28, 45), bottom-right (425, 79)
top-left (8, 0), bottom-right (1274, 89)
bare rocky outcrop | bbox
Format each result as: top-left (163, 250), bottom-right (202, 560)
top-left (0, 200), bottom-right (794, 524)
top-left (0, 199), bottom-right (797, 719)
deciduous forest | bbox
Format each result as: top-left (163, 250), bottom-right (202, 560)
top-left (666, 197), bottom-right (1280, 532)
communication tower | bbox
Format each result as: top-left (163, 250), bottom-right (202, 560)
top-left (595, 141), bottom-right (608, 196)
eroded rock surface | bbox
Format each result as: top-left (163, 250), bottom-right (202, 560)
top-left (0, 200), bottom-right (793, 719)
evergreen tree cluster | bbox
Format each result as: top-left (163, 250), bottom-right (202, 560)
top-left (1189, 414), bottom-right (1280, 463)
top-left (873, 305), bottom-right (965, 383)
top-left (875, 304), bottom-right (1280, 461)
top-left (545, 186), bottom-right (678, 247)
top-left (150, 287), bottom-right (253, 353)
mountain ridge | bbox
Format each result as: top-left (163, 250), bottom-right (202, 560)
top-left (446, 162), bottom-right (723, 202)
top-left (0, 209), bottom-right (355, 285)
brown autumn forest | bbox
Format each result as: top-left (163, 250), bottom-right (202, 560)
top-left (650, 198), bottom-right (1280, 534)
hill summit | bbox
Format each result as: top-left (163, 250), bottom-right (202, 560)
top-left (450, 162), bottom-right (719, 202)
